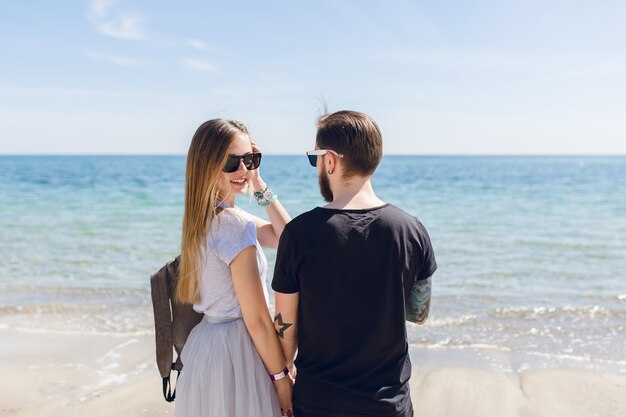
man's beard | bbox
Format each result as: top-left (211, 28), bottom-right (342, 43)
top-left (318, 169), bottom-right (334, 202)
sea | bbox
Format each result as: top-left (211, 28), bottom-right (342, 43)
top-left (1, 155), bottom-right (625, 372)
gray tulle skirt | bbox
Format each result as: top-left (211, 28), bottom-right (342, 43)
top-left (174, 316), bottom-right (282, 417)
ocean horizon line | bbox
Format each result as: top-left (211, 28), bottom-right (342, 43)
top-left (1, 153), bottom-right (625, 158)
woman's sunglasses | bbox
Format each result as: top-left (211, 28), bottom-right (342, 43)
top-left (223, 152), bottom-right (262, 173)
top-left (305, 149), bottom-right (344, 167)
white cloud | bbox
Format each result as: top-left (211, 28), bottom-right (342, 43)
top-left (85, 51), bottom-right (147, 68)
top-left (90, 0), bottom-right (115, 18)
top-left (188, 39), bottom-right (205, 50)
top-left (182, 58), bottom-right (218, 73)
top-left (185, 38), bottom-right (222, 53)
top-left (88, 0), bottom-right (145, 40)
top-left (98, 15), bottom-right (144, 40)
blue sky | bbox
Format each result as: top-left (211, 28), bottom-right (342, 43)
top-left (1, 0), bottom-right (625, 154)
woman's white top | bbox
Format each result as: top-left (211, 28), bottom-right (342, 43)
top-left (193, 207), bottom-right (269, 318)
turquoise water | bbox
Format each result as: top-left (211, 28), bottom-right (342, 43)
top-left (1, 156), bottom-right (625, 370)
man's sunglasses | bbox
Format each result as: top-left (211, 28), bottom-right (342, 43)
top-left (305, 149), bottom-right (344, 167)
top-left (223, 152), bottom-right (262, 173)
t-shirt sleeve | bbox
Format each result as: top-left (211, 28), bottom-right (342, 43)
top-left (207, 211), bottom-right (257, 265)
top-left (416, 220), bottom-right (437, 281)
top-left (272, 226), bottom-right (299, 294)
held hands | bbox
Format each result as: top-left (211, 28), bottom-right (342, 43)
top-left (288, 363), bottom-right (296, 383)
top-left (274, 377), bottom-right (293, 417)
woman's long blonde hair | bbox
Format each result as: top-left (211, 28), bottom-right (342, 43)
top-left (176, 119), bottom-right (249, 304)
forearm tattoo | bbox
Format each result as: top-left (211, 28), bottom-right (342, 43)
top-left (273, 313), bottom-right (293, 338)
top-left (406, 277), bottom-right (432, 323)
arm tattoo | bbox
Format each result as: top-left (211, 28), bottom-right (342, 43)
top-left (273, 313), bottom-right (293, 339)
top-left (406, 277), bottom-right (432, 324)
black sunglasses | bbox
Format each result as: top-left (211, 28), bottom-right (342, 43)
top-left (223, 152), bottom-right (262, 173)
top-left (305, 149), bottom-right (344, 167)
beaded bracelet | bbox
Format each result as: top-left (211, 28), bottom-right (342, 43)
top-left (254, 186), bottom-right (277, 207)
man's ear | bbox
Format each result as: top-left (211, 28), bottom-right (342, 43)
top-left (326, 152), bottom-right (337, 174)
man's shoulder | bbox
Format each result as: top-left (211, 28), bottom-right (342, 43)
top-left (284, 207), bottom-right (324, 232)
top-left (377, 204), bottom-right (421, 227)
top-left (376, 205), bottom-right (434, 244)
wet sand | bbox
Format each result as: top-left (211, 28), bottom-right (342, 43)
top-left (2, 329), bottom-right (625, 417)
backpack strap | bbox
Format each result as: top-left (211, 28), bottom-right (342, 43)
top-left (150, 265), bottom-right (175, 380)
top-left (162, 338), bottom-right (185, 401)
top-left (162, 363), bottom-right (180, 402)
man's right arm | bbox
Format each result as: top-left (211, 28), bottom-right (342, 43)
top-left (406, 276), bottom-right (432, 325)
top-left (274, 292), bottom-right (299, 373)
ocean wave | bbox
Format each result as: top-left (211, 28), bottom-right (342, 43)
top-left (0, 283), bottom-right (145, 296)
top-left (0, 302), bottom-right (154, 336)
top-left (488, 305), bottom-right (626, 320)
top-left (1, 311), bottom-right (154, 335)
top-left (408, 340), bottom-right (626, 372)
top-left (4, 326), bottom-right (153, 337)
top-left (0, 304), bottom-right (103, 315)
top-left (424, 314), bottom-right (478, 327)
top-left (410, 340), bottom-right (511, 352)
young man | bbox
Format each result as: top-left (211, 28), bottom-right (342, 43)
top-left (272, 110), bottom-right (437, 417)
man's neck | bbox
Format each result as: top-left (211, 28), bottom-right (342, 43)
top-left (324, 176), bottom-right (385, 210)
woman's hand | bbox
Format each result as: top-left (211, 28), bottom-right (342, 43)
top-left (274, 377), bottom-right (293, 417)
top-left (250, 140), bottom-right (266, 193)
top-left (246, 138), bottom-right (292, 247)
top-left (288, 364), bottom-right (297, 383)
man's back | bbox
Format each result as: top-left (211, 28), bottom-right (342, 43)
top-left (272, 203), bottom-right (437, 417)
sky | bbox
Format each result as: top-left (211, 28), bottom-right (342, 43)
top-left (1, 0), bottom-right (625, 155)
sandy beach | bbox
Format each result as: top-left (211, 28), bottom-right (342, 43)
top-left (0, 329), bottom-right (172, 417)
top-left (2, 328), bottom-right (625, 417)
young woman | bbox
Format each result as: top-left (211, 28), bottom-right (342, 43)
top-left (174, 119), bottom-right (293, 417)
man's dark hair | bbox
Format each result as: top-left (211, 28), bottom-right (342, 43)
top-left (316, 110), bottom-right (383, 179)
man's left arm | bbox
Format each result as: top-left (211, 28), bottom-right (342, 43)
top-left (274, 292), bottom-right (299, 374)
top-left (406, 276), bottom-right (432, 325)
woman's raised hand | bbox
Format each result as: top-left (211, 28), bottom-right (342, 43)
top-left (250, 140), bottom-right (266, 192)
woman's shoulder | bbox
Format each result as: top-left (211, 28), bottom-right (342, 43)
top-left (208, 207), bottom-right (256, 240)
top-left (220, 206), bottom-right (255, 225)
top-left (205, 207), bottom-right (257, 262)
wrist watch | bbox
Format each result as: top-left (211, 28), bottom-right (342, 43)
top-left (254, 186), bottom-right (277, 206)
top-left (269, 367), bottom-right (290, 382)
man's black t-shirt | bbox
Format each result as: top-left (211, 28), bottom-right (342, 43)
top-left (272, 204), bottom-right (437, 417)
